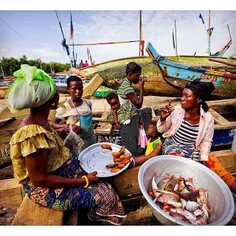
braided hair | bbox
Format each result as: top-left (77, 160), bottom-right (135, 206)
top-left (185, 78), bottom-right (215, 112)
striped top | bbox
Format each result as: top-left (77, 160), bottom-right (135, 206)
top-left (171, 118), bottom-right (199, 145)
top-left (117, 78), bottom-right (135, 98)
top-left (171, 118), bottom-right (200, 160)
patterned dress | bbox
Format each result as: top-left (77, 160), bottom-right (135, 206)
top-left (10, 125), bottom-right (126, 225)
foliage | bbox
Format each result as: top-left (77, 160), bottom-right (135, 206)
top-left (0, 55), bottom-right (71, 76)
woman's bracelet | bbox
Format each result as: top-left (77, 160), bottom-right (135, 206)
top-left (82, 175), bottom-right (89, 188)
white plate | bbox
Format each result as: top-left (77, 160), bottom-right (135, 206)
top-left (78, 142), bottom-right (133, 177)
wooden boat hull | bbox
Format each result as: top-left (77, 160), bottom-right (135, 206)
top-left (74, 55), bottom-right (236, 98)
top-left (146, 42), bottom-right (236, 99)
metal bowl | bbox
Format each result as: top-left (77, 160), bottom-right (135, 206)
top-left (138, 155), bottom-right (235, 225)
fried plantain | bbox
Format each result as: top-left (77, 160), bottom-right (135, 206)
top-left (114, 157), bottom-right (122, 163)
top-left (101, 143), bottom-right (112, 150)
top-left (110, 168), bottom-right (121, 173)
top-left (120, 153), bottom-right (131, 159)
top-left (117, 163), bottom-right (125, 168)
top-left (120, 159), bottom-right (130, 165)
top-left (119, 145), bottom-right (125, 155)
top-left (112, 152), bottom-right (121, 158)
top-left (106, 163), bottom-right (118, 169)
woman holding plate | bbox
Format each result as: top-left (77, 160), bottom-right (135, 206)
top-left (7, 65), bottom-right (126, 225)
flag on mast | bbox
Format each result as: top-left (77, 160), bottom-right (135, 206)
top-left (199, 13), bottom-right (205, 24)
top-left (207, 27), bottom-right (214, 36)
top-left (172, 29), bottom-right (175, 49)
top-left (70, 12), bottom-right (74, 40)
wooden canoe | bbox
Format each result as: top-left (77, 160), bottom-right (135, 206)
top-left (71, 54), bottom-right (236, 98)
top-left (146, 42), bottom-right (236, 99)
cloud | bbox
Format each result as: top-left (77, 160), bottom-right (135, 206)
top-left (31, 48), bottom-right (63, 57)
top-left (0, 10), bottom-right (236, 65)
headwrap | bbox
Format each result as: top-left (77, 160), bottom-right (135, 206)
top-left (185, 78), bottom-right (215, 112)
top-left (6, 64), bottom-right (57, 113)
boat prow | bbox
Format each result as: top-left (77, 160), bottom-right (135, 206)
top-left (146, 42), bottom-right (236, 99)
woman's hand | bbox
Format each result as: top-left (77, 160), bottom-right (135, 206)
top-left (56, 127), bottom-right (69, 138)
top-left (87, 171), bottom-right (100, 185)
top-left (139, 76), bottom-right (145, 88)
top-left (71, 124), bottom-right (83, 134)
top-left (160, 101), bottom-right (174, 121)
top-left (201, 161), bottom-right (208, 167)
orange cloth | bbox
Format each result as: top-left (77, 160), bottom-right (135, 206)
top-left (207, 154), bottom-right (235, 187)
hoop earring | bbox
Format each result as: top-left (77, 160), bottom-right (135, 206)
top-left (51, 102), bottom-right (55, 106)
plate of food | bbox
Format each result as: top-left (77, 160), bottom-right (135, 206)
top-left (78, 142), bottom-right (134, 177)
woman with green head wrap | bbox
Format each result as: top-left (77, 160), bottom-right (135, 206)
top-left (6, 64), bottom-right (57, 112)
top-left (7, 65), bottom-right (126, 225)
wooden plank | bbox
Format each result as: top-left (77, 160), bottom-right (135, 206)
top-left (209, 108), bottom-right (230, 125)
top-left (112, 166), bottom-right (141, 198)
top-left (0, 178), bottom-right (23, 208)
top-left (211, 150), bottom-right (236, 173)
top-left (83, 74), bottom-right (104, 99)
top-left (12, 195), bottom-right (64, 225)
top-left (208, 98), bottom-right (236, 107)
top-left (215, 122), bottom-right (236, 130)
top-left (94, 122), bottom-right (112, 136)
top-left (209, 58), bottom-right (236, 68)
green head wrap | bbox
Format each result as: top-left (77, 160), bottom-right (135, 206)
top-left (6, 64), bottom-right (57, 113)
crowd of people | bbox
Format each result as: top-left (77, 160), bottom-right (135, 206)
top-left (6, 62), bottom-right (236, 225)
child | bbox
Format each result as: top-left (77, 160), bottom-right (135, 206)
top-left (134, 121), bottom-right (162, 166)
top-left (106, 92), bottom-right (152, 156)
top-left (106, 92), bottom-right (137, 129)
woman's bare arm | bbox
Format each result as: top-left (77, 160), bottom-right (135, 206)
top-left (126, 92), bottom-right (143, 109)
top-left (25, 149), bottom-right (99, 188)
top-left (134, 142), bottom-right (162, 166)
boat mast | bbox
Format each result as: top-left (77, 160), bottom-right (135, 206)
top-left (208, 10), bottom-right (211, 56)
top-left (139, 10), bottom-right (143, 56)
top-left (174, 20), bottom-right (178, 57)
top-left (0, 66), bottom-right (4, 77)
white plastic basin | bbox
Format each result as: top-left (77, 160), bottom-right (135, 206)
top-left (138, 155), bottom-right (235, 225)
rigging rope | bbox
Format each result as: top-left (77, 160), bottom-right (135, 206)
top-left (0, 16), bottom-right (42, 59)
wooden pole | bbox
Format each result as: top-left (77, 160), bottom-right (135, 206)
top-left (139, 10), bottom-right (143, 56)
top-left (68, 40), bottom-right (140, 47)
top-left (208, 10), bottom-right (211, 56)
top-left (174, 20), bottom-right (178, 57)
top-left (0, 66), bottom-right (4, 77)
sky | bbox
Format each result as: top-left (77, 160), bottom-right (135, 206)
top-left (0, 1), bottom-right (236, 66)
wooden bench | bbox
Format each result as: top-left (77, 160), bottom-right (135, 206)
top-left (0, 178), bottom-right (79, 225)
top-left (11, 195), bottom-right (79, 226)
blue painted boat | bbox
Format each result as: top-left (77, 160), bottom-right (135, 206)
top-left (146, 42), bottom-right (236, 99)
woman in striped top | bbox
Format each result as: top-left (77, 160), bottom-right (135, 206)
top-left (157, 78), bottom-right (236, 193)
top-left (112, 62), bottom-right (152, 156)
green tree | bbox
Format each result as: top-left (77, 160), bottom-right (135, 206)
top-left (0, 56), bottom-right (71, 76)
